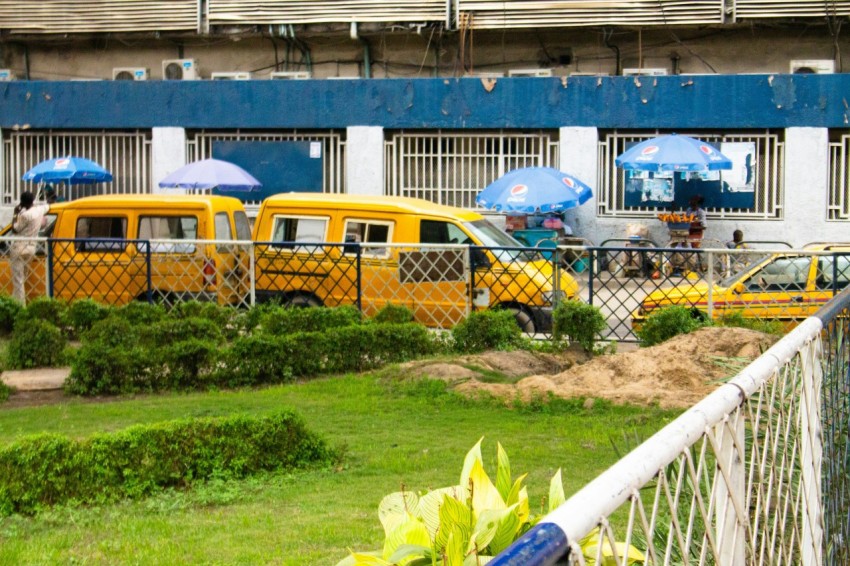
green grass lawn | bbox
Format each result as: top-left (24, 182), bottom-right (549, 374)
top-left (0, 366), bottom-right (679, 565)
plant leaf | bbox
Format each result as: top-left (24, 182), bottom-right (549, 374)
top-left (548, 468), bottom-right (565, 513)
top-left (444, 527), bottom-right (465, 566)
top-left (340, 551), bottom-right (393, 565)
top-left (484, 505), bottom-right (522, 555)
top-left (469, 459), bottom-right (505, 514)
top-left (460, 437), bottom-right (484, 495)
top-left (504, 473), bottom-right (528, 507)
top-left (383, 515), bottom-right (431, 560)
top-left (418, 486), bottom-right (464, 540)
top-left (515, 486), bottom-right (530, 524)
top-left (379, 491), bottom-right (420, 536)
top-left (435, 494), bottom-right (472, 552)
top-left (473, 504), bottom-right (520, 554)
top-left (464, 555), bottom-right (494, 565)
top-left (580, 527), bottom-right (646, 566)
top-left (495, 442), bottom-right (511, 501)
top-left (386, 543), bottom-right (432, 564)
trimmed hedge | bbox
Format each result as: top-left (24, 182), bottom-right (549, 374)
top-left (259, 304), bottom-right (361, 336)
top-left (451, 309), bottom-right (522, 353)
top-left (6, 318), bottom-right (68, 369)
top-left (0, 411), bottom-right (337, 516)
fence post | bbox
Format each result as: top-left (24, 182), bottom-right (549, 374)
top-left (249, 242), bottom-right (256, 308)
top-left (355, 243), bottom-right (362, 313)
top-left (588, 248), bottom-right (595, 306)
top-left (144, 240), bottom-right (152, 303)
top-left (714, 412), bottom-right (746, 565)
top-left (800, 336), bottom-right (825, 566)
top-left (707, 251), bottom-right (715, 320)
top-left (46, 238), bottom-right (54, 299)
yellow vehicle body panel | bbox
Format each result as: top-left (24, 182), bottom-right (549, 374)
top-left (1, 195), bottom-right (250, 306)
top-left (253, 193), bottom-right (577, 330)
top-left (632, 243), bottom-right (850, 331)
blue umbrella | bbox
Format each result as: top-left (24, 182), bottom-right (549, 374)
top-left (158, 158), bottom-right (262, 191)
top-left (615, 133), bottom-right (733, 172)
top-left (22, 156), bottom-right (113, 184)
top-left (475, 166), bottom-right (593, 214)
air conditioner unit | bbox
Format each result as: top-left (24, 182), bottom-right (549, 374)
top-left (622, 68), bottom-right (668, 76)
top-left (211, 72), bottom-right (253, 80)
top-left (507, 68), bottom-right (553, 78)
top-left (162, 59), bottom-right (197, 80)
top-left (270, 71), bottom-right (312, 80)
top-left (112, 67), bottom-right (149, 81)
top-left (790, 59), bottom-right (835, 74)
top-left (0, 69), bottom-right (15, 81)
top-left (471, 71), bottom-right (505, 78)
top-left (569, 72), bottom-right (610, 76)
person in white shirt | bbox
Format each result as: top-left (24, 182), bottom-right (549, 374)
top-left (10, 191), bottom-right (50, 304)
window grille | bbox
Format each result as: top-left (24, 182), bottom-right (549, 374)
top-left (2, 130), bottom-right (152, 205)
top-left (187, 130), bottom-right (346, 207)
top-left (828, 135), bottom-right (850, 221)
top-left (385, 130), bottom-right (558, 209)
top-left (598, 130), bottom-right (783, 220)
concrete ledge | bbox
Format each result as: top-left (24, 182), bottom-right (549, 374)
top-left (1, 368), bottom-right (69, 391)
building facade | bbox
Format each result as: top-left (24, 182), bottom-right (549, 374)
top-left (1, 1), bottom-right (850, 247)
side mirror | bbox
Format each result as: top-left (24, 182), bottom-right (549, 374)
top-left (470, 247), bottom-right (491, 269)
top-left (733, 282), bottom-right (745, 294)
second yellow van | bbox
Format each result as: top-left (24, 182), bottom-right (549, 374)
top-left (251, 193), bottom-right (579, 332)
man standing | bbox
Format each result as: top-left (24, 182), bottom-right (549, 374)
top-left (10, 191), bottom-right (49, 304)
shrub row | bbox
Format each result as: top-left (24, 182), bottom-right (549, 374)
top-left (0, 411), bottom-right (337, 516)
top-left (66, 319), bottom-right (438, 395)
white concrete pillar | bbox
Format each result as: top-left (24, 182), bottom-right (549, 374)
top-left (151, 127), bottom-right (187, 194)
top-left (783, 128), bottom-right (830, 246)
top-left (346, 126), bottom-right (384, 196)
top-left (559, 126), bottom-right (599, 242)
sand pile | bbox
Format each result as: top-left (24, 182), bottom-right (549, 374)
top-left (404, 327), bottom-right (779, 409)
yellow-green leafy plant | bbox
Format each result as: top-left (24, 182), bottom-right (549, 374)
top-left (337, 438), bottom-right (566, 565)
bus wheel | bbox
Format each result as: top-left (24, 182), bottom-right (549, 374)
top-left (507, 307), bottom-right (535, 333)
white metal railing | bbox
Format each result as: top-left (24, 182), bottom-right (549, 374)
top-left (385, 130), bottom-right (558, 209)
top-left (494, 311), bottom-right (837, 564)
top-left (2, 131), bottom-right (152, 206)
top-left (828, 137), bottom-right (850, 221)
top-left (598, 130), bottom-right (784, 220)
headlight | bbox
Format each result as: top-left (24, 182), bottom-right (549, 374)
top-left (542, 290), bottom-right (566, 305)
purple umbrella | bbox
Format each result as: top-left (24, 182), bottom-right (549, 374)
top-left (158, 158), bottom-right (262, 191)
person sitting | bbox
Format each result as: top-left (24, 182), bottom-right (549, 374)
top-left (726, 229), bottom-right (747, 249)
top-left (725, 229), bottom-right (750, 275)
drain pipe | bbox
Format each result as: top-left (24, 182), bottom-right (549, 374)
top-left (288, 25), bottom-right (313, 75)
top-left (350, 22), bottom-right (371, 79)
top-left (603, 29), bottom-right (620, 76)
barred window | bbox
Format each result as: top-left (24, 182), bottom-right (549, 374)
top-left (828, 133), bottom-right (850, 221)
top-left (598, 130), bottom-right (783, 220)
top-left (385, 130), bottom-right (559, 209)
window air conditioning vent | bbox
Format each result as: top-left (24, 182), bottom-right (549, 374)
top-left (507, 68), bottom-right (553, 77)
top-left (162, 59), bottom-right (197, 80)
top-left (0, 69), bottom-right (15, 81)
top-left (471, 71), bottom-right (505, 78)
top-left (270, 71), bottom-right (312, 80)
top-left (790, 59), bottom-right (835, 74)
top-left (210, 72), bottom-right (253, 80)
top-left (622, 68), bottom-right (668, 76)
top-left (112, 67), bottom-right (149, 81)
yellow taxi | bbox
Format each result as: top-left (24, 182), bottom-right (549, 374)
top-left (632, 243), bottom-right (850, 331)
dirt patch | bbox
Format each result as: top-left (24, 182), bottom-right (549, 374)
top-left (405, 327), bottom-right (779, 409)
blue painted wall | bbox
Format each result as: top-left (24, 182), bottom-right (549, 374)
top-left (0, 74), bottom-right (847, 130)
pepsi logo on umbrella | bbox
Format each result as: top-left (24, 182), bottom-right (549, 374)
top-left (54, 158), bottom-right (71, 169)
top-left (507, 184), bottom-right (529, 202)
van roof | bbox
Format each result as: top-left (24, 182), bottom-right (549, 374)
top-left (51, 194), bottom-right (244, 211)
top-left (262, 193), bottom-right (484, 221)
